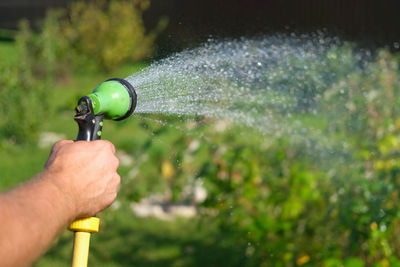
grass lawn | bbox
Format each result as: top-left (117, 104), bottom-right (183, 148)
top-left (36, 204), bottom-right (244, 267)
top-left (0, 40), bottom-right (18, 67)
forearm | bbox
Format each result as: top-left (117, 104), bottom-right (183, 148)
top-left (0, 172), bottom-right (74, 267)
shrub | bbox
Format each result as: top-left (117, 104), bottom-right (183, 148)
top-left (0, 20), bottom-right (55, 144)
top-left (119, 48), bottom-right (400, 266)
top-left (200, 50), bottom-right (400, 266)
top-left (61, 0), bottom-right (167, 71)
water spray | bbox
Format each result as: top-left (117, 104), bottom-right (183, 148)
top-left (69, 78), bottom-right (136, 267)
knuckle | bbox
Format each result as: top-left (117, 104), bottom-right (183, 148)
top-left (94, 140), bottom-right (116, 155)
top-left (106, 155), bottom-right (119, 170)
top-left (114, 174), bottom-right (121, 186)
top-left (106, 192), bottom-right (118, 206)
top-left (51, 140), bottom-right (73, 154)
top-left (101, 140), bottom-right (116, 153)
top-left (53, 140), bottom-right (67, 150)
top-left (113, 156), bottom-right (120, 168)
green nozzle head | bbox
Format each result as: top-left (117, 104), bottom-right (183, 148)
top-left (87, 78), bottom-right (137, 120)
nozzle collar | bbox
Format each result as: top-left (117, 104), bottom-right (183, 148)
top-left (106, 78), bottom-right (137, 121)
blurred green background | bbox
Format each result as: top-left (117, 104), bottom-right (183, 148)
top-left (2, 1), bottom-right (400, 267)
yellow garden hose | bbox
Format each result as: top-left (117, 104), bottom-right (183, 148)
top-left (69, 217), bottom-right (100, 267)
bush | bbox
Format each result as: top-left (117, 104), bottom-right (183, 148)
top-left (118, 48), bottom-right (400, 266)
top-left (199, 50), bottom-right (400, 266)
top-left (0, 20), bottom-right (55, 144)
top-left (61, 0), bottom-right (167, 71)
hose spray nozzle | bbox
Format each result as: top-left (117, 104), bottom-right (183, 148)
top-left (74, 78), bottom-right (137, 141)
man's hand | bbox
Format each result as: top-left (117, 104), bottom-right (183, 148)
top-left (0, 139), bottom-right (121, 267)
top-left (42, 140), bottom-right (120, 219)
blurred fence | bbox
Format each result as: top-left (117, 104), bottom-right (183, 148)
top-left (145, 0), bottom-right (400, 52)
top-left (1, 0), bottom-right (399, 47)
top-left (0, 0), bottom-right (69, 30)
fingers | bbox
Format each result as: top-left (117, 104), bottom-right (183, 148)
top-left (73, 140), bottom-right (116, 156)
top-left (93, 140), bottom-right (116, 154)
top-left (108, 174), bottom-right (121, 198)
top-left (96, 174), bottom-right (120, 214)
top-left (46, 138), bottom-right (121, 217)
top-left (45, 140), bottom-right (74, 168)
top-left (105, 140), bottom-right (116, 154)
top-left (61, 140), bottom-right (119, 169)
top-left (52, 140), bottom-right (74, 151)
top-left (112, 173), bottom-right (121, 188)
top-left (95, 141), bottom-right (119, 170)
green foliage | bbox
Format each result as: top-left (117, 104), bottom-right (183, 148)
top-left (0, 21), bottom-right (55, 143)
top-left (196, 51), bottom-right (400, 266)
top-left (3, 13), bottom-right (400, 265)
top-left (110, 49), bottom-right (400, 266)
top-left (0, 0), bottom-right (166, 143)
top-left (60, 0), bottom-right (167, 71)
